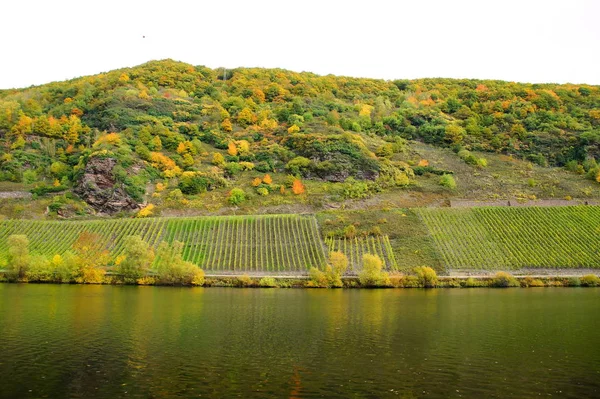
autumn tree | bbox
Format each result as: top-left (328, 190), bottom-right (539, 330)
top-left (292, 179), bottom-right (305, 195)
top-left (358, 254), bottom-right (390, 287)
top-left (227, 141), bottom-right (238, 156)
top-left (71, 231), bottom-right (109, 283)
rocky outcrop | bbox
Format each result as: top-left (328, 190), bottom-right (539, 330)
top-left (74, 157), bottom-right (140, 214)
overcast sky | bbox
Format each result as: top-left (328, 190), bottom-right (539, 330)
top-left (1, 0), bottom-right (599, 89)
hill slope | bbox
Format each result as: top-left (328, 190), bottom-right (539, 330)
top-left (0, 59), bottom-right (599, 218)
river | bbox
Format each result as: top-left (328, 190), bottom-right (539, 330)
top-left (0, 285), bottom-right (598, 398)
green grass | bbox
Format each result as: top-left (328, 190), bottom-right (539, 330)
top-left (417, 206), bottom-right (600, 270)
top-left (0, 214), bottom-right (328, 273)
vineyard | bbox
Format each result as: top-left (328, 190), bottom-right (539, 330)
top-left (417, 206), bottom-right (600, 271)
top-left (0, 214), bottom-right (328, 273)
top-left (325, 236), bottom-right (398, 273)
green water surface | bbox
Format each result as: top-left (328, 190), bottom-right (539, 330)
top-left (0, 285), bottom-right (598, 398)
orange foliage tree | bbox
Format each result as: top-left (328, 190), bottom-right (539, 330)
top-left (292, 179), bottom-right (305, 195)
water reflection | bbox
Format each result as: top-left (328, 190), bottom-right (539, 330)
top-left (0, 286), bottom-right (598, 398)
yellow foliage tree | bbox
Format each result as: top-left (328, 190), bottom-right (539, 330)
top-left (221, 118), bottom-right (233, 132)
top-left (237, 140), bottom-right (250, 155)
top-left (227, 142), bottom-right (238, 156)
top-left (237, 107), bottom-right (257, 127)
top-left (288, 124), bottom-right (300, 134)
top-left (251, 177), bottom-right (262, 187)
top-left (212, 152), bottom-right (225, 165)
top-left (137, 204), bottom-right (155, 218)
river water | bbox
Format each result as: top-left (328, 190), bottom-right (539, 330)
top-left (0, 285), bottom-right (598, 398)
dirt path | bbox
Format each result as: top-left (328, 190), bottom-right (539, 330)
top-left (0, 191), bottom-right (32, 199)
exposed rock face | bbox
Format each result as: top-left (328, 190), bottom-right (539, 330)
top-left (74, 157), bottom-right (139, 214)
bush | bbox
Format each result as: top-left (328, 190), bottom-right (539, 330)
top-left (191, 269), bottom-right (205, 286)
top-left (462, 277), bottom-right (480, 287)
top-left (580, 274), bottom-right (599, 287)
top-left (491, 272), bottom-right (520, 287)
top-left (55, 252), bottom-right (78, 283)
top-left (521, 276), bottom-right (545, 287)
top-left (329, 251), bottom-right (348, 277)
top-left (78, 267), bottom-right (106, 284)
top-left (152, 241), bottom-right (201, 285)
top-left (258, 277), bottom-right (277, 287)
top-left (413, 266), bottom-right (438, 288)
top-left (358, 254), bottom-right (390, 287)
top-left (237, 274), bottom-right (254, 287)
top-left (439, 174), bottom-right (456, 189)
top-left (26, 255), bottom-right (53, 282)
top-left (228, 188), bottom-right (246, 206)
top-left (309, 267), bottom-right (329, 288)
top-left (566, 277), bottom-right (581, 287)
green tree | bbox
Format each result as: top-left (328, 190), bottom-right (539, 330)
top-left (7, 235), bottom-right (30, 279)
top-left (117, 236), bottom-right (155, 282)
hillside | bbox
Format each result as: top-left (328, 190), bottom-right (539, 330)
top-left (0, 59), bottom-right (599, 218)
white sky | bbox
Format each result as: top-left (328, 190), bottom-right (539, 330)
top-left (1, 0), bottom-right (599, 89)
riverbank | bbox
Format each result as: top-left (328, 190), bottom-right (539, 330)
top-left (1, 272), bottom-right (599, 288)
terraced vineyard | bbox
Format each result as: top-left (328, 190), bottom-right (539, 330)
top-left (0, 214), bottom-right (328, 273)
top-left (325, 236), bottom-right (398, 273)
top-left (417, 206), bottom-right (600, 271)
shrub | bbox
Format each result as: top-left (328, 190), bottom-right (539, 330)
top-left (26, 255), bottom-right (53, 282)
top-left (237, 274), bottom-right (253, 287)
top-left (136, 204), bottom-right (155, 218)
top-left (153, 241), bottom-right (201, 285)
top-left (309, 267), bottom-right (329, 287)
top-left (358, 254), bottom-right (390, 287)
top-left (580, 274), bottom-right (599, 287)
top-left (491, 272), bottom-right (520, 287)
top-left (413, 266), bottom-right (438, 288)
top-left (78, 267), bottom-right (106, 284)
top-left (521, 276), bottom-right (545, 287)
top-left (566, 277), bottom-right (581, 287)
top-left (439, 174), bottom-right (456, 189)
top-left (329, 251), bottom-right (348, 277)
top-left (462, 277), bottom-right (481, 287)
top-left (388, 273), bottom-right (404, 288)
top-left (259, 277), bottom-right (277, 287)
top-left (191, 269), bottom-right (205, 286)
top-left (401, 275), bottom-right (420, 288)
top-left (56, 252), bottom-right (78, 283)
top-left (228, 188), bottom-right (246, 205)
top-left (344, 224), bottom-right (357, 239)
